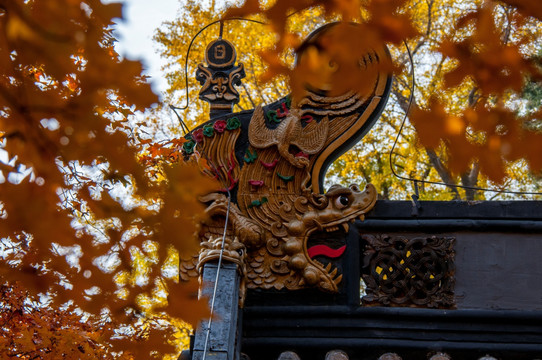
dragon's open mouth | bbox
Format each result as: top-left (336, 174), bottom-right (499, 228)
top-left (305, 225), bottom-right (349, 290)
top-left (307, 222), bottom-right (349, 260)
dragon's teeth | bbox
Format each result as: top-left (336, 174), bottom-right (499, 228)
top-left (334, 274), bottom-right (343, 284)
top-left (330, 268), bottom-right (338, 277)
top-left (341, 223), bottom-right (349, 232)
top-left (325, 263), bottom-right (332, 272)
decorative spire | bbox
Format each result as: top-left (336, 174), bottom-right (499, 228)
top-left (196, 37), bottom-right (246, 118)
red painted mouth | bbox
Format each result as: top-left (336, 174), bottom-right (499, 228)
top-left (307, 244), bottom-right (346, 259)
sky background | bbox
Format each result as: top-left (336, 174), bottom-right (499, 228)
top-left (111, 0), bottom-right (181, 96)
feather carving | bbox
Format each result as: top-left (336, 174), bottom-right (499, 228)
top-left (248, 105), bottom-right (329, 168)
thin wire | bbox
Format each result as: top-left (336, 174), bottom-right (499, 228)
top-left (389, 41), bottom-right (542, 197)
top-left (167, 29), bottom-right (267, 352)
top-left (169, 104), bottom-right (191, 135)
top-left (170, 19), bottom-right (258, 358)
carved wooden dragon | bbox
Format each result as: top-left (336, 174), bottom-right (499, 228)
top-left (180, 23), bottom-right (392, 294)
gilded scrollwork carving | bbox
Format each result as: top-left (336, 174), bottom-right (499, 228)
top-left (197, 236), bottom-right (247, 276)
top-left (200, 192), bottom-right (266, 248)
top-left (197, 235), bottom-right (247, 304)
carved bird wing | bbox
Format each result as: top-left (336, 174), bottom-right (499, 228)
top-left (248, 105), bottom-right (278, 149)
top-left (291, 116), bottom-right (329, 154)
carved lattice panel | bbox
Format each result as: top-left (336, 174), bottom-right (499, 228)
top-left (361, 234), bottom-right (455, 308)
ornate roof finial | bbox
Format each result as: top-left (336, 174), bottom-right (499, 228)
top-left (196, 35), bottom-right (246, 118)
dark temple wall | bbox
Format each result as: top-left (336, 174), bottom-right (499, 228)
top-left (454, 232), bottom-right (542, 310)
top-left (242, 201), bottom-right (542, 360)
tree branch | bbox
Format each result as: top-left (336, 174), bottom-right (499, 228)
top-left (426, 148), bottom-right (461, 199)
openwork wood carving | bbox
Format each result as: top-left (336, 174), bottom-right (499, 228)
top-left (182, 23), bottom-right (392, 294)
top-left (361, 234), bottom-right (456, 308)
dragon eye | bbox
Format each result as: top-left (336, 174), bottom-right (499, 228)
top-left (335, 195), bottom-right (350, 208)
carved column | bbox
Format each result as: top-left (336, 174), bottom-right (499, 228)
top-left (191, 237), bottom-right (246, 360)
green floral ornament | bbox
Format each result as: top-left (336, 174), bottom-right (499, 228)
top-left (183, 140), bottom-right (196, 154)
top-left (203, 124), bottom-right (214, 137)
top-left (226, 117), bottom-right (241, 130)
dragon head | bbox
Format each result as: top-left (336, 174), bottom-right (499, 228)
top-left (317, 183), bottom-right (377, 230)
top-left (285, 183), bottom-right (377, 292)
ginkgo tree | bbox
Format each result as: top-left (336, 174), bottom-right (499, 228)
top-left (157, 0), bottom-right (542, 201)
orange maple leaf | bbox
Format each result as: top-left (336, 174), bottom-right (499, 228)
top-left (440, 5), bottom-right (542, 95)
top-left (500, 0), bottom-right (542, 21)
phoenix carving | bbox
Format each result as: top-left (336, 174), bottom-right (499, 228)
top-left (249, 106), bottom-right (329, 168)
